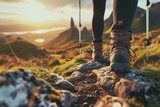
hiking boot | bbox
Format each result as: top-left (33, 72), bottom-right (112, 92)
top-left (92, 42), bottom-right (103, 62)
top-left (92, 42), bottom-right (109, 64)
top-left (109, 23), bottom-right (132, 73)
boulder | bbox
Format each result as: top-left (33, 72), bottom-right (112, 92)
top-left (50, 73), bottom-right (76, 92)
top-left (92, 67), bottom-right (160, 106)
top-left (0, 69), bottom-right (78, 107)
top-left (73, 61), bottom-right (105, 72)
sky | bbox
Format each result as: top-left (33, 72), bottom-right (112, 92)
top-left (0, 0), bottom-right (159, 30)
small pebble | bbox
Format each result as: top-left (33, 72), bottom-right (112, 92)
top-left (113, 102), bottom-right (121, 107)
top-left (82, 102), bottom-right (88, 107)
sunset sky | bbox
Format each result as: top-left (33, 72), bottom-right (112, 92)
top-left (0, 0), bottom-right (159, 30)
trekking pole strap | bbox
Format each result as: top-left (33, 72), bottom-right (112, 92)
top-left (79, 44), bottom-right (82, 48)
top-left (146, 0), bottom-right (150, 6)
top-left (146, 38), bottom-right (151, 46)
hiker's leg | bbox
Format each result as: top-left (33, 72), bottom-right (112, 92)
top-left (92, 0), bottom-right (106, 43)
top-left (109, 0), bottom-right (138, 72)
top-left (113, 0), bottom-right (138, 28)
top-left (92, 0), bottom-right (107, 63)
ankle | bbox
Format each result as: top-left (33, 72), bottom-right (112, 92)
top-left (111, 21), bottom-right (132, 33)
top-left (92, 39), bottom-right (103, 44)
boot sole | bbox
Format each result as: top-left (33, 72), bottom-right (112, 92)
top-left (110, 63), bottom-right (130, 73)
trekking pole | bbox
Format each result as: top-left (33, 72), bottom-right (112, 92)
top-left (146, 0), bottom-right (151, 60)
top-left (79, 0), bottom-right (82, 58)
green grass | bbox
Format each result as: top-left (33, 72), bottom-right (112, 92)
top-left (0, 67), bottom-right (6, 73)
top-left (10, 66), bottom-right (51, 81)
top-left (0, 30), bottom-right (160, 78)
top-left (51, 56), bottom-right (87, 76)
top-left (132, 43), bottom-right (160, 71)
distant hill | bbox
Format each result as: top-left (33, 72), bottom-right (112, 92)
top-left (44, 18), bottom-right (92, 48)
top-left (0, 35), bottom-right (21, 45)
top-left (18, 29), bottom-right (63, 46)
top-left (104, 2), bottom-right (160, 33)
top-left (0, 35), bottom-right (48, 60)
top-left (0, 28), bottom-right (64, 46)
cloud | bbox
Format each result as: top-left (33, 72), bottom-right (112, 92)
top-left (38, 0), bottom-right (114, 10)
top-left (0, 18), bottom-right (20, 25)
top-left (0, 12), bottom-right (18, 15)
top-left (0, 0), bottom-right (26, 3)
top-left (38, 0), bottom-right (78, 9)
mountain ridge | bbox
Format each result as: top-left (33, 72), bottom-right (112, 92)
top-left (104, 2), bottom-right (160, 33)
top-left (44, 2), bottom-right (160, 48)
top-left (44, 18), bottom-right (92, 48)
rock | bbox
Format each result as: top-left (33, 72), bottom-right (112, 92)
top-left (55, 81), bottom-right (76, 92)
top-left (92, 67), bottom-right (160, 106)
top-left (59, 90), bottom-right (78, 107)
top-left (82, 102), bottom-right (88, 107)
top-left (0, 70), bottom-right (78, 107)
top-left (92, 66), bottom-right (119, 95)
top-left (95, 95), bottom-right (129, 107)
top-left (74, 61), bottom-right (105, 72)
top-left (85, 48), bottom-right (92, 53)
top-left (50, 73), bottom-right (76, 92)
top-left (66, 71), bottom-right (83, 82)
top-left (114, 78), bottom-right (136, 97)
top-left (125, 69), bottom-right (142, 78)
top-left (114, 70), bottom-right (159, 100)
top-left (113, 102), bottom-right (122, 107)
top-left (50, 73), bottom-right (64, 83)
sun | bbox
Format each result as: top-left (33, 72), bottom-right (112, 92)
top-left (20, 1), bottom-right (53, 23)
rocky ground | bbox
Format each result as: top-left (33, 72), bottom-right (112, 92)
top-left (0, 61), bottom-right (160, 107)
top-left (69, 61), bottom-right (160, 107)
top-left (68, 70), bottom-right (106, 107)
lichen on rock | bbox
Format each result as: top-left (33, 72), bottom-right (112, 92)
top-left (0, 69), bottom-right (78, 107)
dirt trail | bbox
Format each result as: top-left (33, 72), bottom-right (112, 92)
top-left (69, 71), bottom-right (107, 107)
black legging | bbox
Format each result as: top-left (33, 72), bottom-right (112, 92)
top-left (92, 0), bottom-right (138, 43)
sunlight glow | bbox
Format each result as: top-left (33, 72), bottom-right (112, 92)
top-left (2, 27), bottom-right (66, 35)
top-left (20, 1), bottom-right (53, 23)
top-left (35, 39), bottom-right (45, 43)
top-left (0, 0), bottom-right (159, 27)
top-left (31, 27), bottom-right (66, 34)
